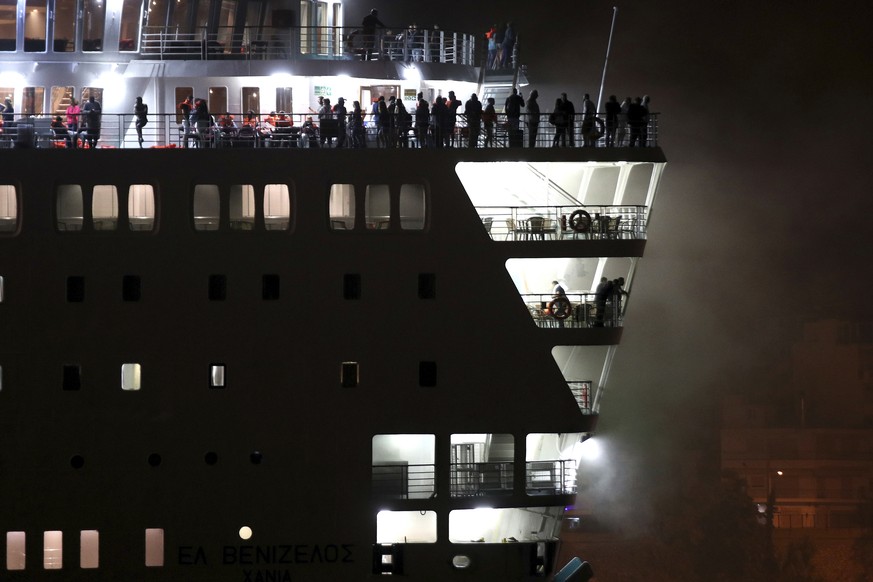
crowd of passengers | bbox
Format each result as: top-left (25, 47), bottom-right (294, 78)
top-left (170, 88), bottom-right (654, 149)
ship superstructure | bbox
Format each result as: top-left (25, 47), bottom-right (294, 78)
top-left (0, 1), bottom-right (666, 580)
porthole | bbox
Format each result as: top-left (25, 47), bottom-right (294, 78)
top-left (452, 555), bottom-right (472, 569)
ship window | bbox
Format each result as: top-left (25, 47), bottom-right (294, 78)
top-left (242, 87), bottom-right (260, 115)
top-left (208, 87), bottom-right (228, 116)
top-left (0, 5), bottom-right (14, 51)
top-left (419, 361), bottom-right (437, 387)
top-left (169, 0), bottom-right (192, 32)
top-left (0, 184), bottom-right (17, 232)
top-left (329, 184), bottom-right (355, 230)
top-left (209, 275), bottom-right (227, 301)
top-left (0, 365), bottom-right (3, 391)
top-left (399, 184), bottom-right (426, 230)
top-left (175, 87), bottom-right (194, 124)
top-left (452, 555), bottom-right (472, 569)
top-left (118, 0), bottom-right (141, 51)
top-left (376, 511), bottom-right (437, 543)
top-left (80, 530), bottom-right (99, 569)
top-left (344, 273), bottom-right (361, 299)
top-left (43, 530), bottom-right (62, 569)
top-left (230, 184), bottom-right (255, 230)
top-left (264, 184), bottom-right (291, 231)
top-left (67, 276), bottom-right (84, 302)
top-left (123, 275), bottom-right (141, 301)
top-left (365, 184), bottom-right (390, 230)
top-left (6, 531), bottom-right (25, 570)
top-left (63, 364), bottom-right (81, 391)
top-left (53, 0), bottom-right (76, 52)
top-left (92, 185), bottom-right (119, 230)
top-left (144, 528), bottom-right (164, 567)
top-left (57, 185), bottom-right (84, 232)
top-left (0, 276), bottom-right (4, 302)
top-left (22, 86), bottom-right (45, 115)
top-left (193, 185), bottom-right (221, 231)
top-left (372, 434), bottom-right (436, 499)
top-left (341, 362), bottom-right (358, 387)
top-left (24, 0), bottom-right (47, 52)
top-left (238, 526), bottom-right (253, 540)
top-left (121, 363), bottom-right (142, 391)
top-left (418, 273), bottom-right (435, 299)
top-left (148, 453), bottom-right (161, 466)
top-left (276, 87), bottom-right (293, 113)
top-left (50, 86), bottom-right (74, 116)
top-left (81, 87), bottom-right (103, 105)
top-left (128, 184), bottom-right (156, 231)
top-left (210, 364), bottom-right (225, 388)
top-left (82, 0), bottom-right (105, 51)
top-left (70, 455), bottom-right (85, 468)
top-left (262, 274), bottom-right (280, 300)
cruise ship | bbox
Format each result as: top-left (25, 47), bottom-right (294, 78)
top-left (0, 1), bottom-right (666, 579)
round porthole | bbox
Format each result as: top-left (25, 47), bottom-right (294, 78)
top-left (70, 455), bottom-right (85, 469)
top-left (239, 526), bottom-right (253, 540)
top-left (451, 555), bottom-right (472, 569)
top-left (204, 451), bottom-right (218, 465)
top-left (148, 453), bottom-right (162, 467)
top-left (250, 451), bottom-right (263, 464)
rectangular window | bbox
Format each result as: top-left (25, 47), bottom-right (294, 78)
top-left (210, 364), bottom-right (225, 388)
top-left (276, 87), bottom-right (293, 114)
top-left (208, 87), bottom-right (228, 117)
top-left (0, 3), bottom-right (16, 51)
top-left (80, 530), bottom-right (99, 569)
top-left (53, 0), bottom-right (76, 51)
top-left (7, 531), bottom-right (25, 570)
top-left (329, 184), bottom-right (355, 230)
top-left (418, 273), bottom-right (435, 299)
top-left (0, 275), bottom-right (4, 302)
top-left (343, 273), bottom-right (361, 300)
top-left (128, 184), bottom-right (156, 231)
top-left (50, 86), bottom-right (74, 116)
top-left (43, 530), bottom-right (62, 569)
top-left (341, 362), bottom-right (359, 388)
top-left (209, 275), bottom-right (227, 301)
top-left (24, 0), bottom-right (47, 52)
top-left (365, 184), bottom-right (390, 230)
top-left (83, 0), bottom-right (106, 51)
top-left (0, 365), bottom-right (3, 391)
top-left (230, 184), bottom-right (255, 230)
top-left (123, 275), bottom-right (141, 301)
top-left (121, 363), bottom-right (142, 391)
top-left (63, 365), bottom-right (81, 391)
top-left (419, 361), bottom-right (437, 387)
top-left (193, 184), bottom-right (221, 231)
top-left (0, 184), bottom-right (18, 232)
top-left (118, 0), bottom-right (141, 51)
top-left (57, 185), bottom-right (84, 232)
top-left (67, 276), bottom-right (84, 302)
top-left (264, 184), bottom-right (291, 231)
top-left (399, 184), bottom-right (426, 230)
top-left (262, 274), bottom-right (280, 300)
top-left (144, 528), bottom-right (163, 567)
top-left (92, 185), bottom-right (119, 231)
top-left (242, 87), bottom-right (260, 116)
top-left (22, 86), bottom-right (45, 115)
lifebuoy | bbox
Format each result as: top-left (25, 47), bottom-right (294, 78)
top-left (548, 296), bottom-right (572, 320)
top-left (570, 209), bottom-right (591, 233)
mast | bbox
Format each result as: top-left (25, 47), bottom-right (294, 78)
top-left (596, 6), bottom-right (618, 112)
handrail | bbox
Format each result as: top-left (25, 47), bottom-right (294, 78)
top-left (520, 292), bottom-right (626, 329)
top-left (476, 204), bottom-right (648, 241)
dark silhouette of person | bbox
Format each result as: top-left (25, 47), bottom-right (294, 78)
top-left (504, 87), bottom-right (525, 131)
top-left (604, 95), bottom-right (621, 147)
top-left (446, 91), bottom-right (461, 147)
top-left (431, 96), bottom-right (447, 148)
top-left (641, 94), bottom-right (651, 146)
top-left (134, 96), bottom-right (148, 147)
top-left (361, 9), bottom-right (385, 61)
top-left (82, 95), bottom-right (102, 149)
top-left (560, 93), bottom-right (576, 146)
top-left (580, 93), bottom-right (597, 147)
top-left (350, 100), bottom-right (366, 148)
top-left (526, 89), bottom-right (540, 148)
top-left (552, 280), bottom-right (568, 328)
top-left (550, 98), bottom-right (569, 147)
top-left (1, 98), bottom-right (14, 123)
top-left (464, 93), bottom-right (482, 148)
top-left (500, 22), bottom-right (516, 67)
top-left (395, 99), bottom-right (411, 147)
top-left (50, 115), bottom-right (71, 147)
top-left (333, 97), bottom-right (348, 147)
top-left (483, 97), bottom-right (496, 147)
top-left (414, 92), bottom-right (429, 147)
top-left (627, 97), bottom-right (646, 147)
top-left (594, 277), bottom-right (612, 327)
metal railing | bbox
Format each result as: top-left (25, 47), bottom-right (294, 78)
top-left (140, 25), bottom-right (476, 64)
top-left (567, 381), bottom-right (594, 414)
top-left (525, 460), bottom-right (577, 495)
top-left (478, 205), bottom-right (648, 241)
top-left (0, 112), bottom-right (660, 151)
top-left (521, 292), bottom-right (626, 329)
top-left (371, 463), bottom-right (435, 500)
top-left (449, 462), bottom-right (514, 497)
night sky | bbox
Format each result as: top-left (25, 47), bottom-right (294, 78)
top-left (374, 0), bottom-right (873, 532)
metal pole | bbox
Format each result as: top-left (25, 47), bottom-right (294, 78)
top-left (596, 6), bottom-right (618, 113)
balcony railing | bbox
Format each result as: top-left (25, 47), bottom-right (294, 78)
top-left (372, 463), bottom-right (435, 500)
top-left (139, 25), bottom-right (476, 64)
top-left (0, 113), bottom-right (660, 151)
top-left (525, 460), bottom-right (577, 495)
top-left (521, 292), bottom-right (625, 328)
top-left (450, 462), bottom-right (514, 497)
top-left (478, 205), bottom-right (647, 241)
top-left (567, 381), bottom-right (594, 414)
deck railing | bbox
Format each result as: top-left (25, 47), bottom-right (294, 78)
top-left (449, 462), bottom-right (514, 497)
top-left (140, 25), bottom-right (476, 64)
top-left (521, 292), bottom-right (626, 329)
top-left (0, 112), bottom-right (660, 150)
top-left (525, 460), bottom-right (577, 495)
top-left (478, 205), bottom-right (648, 241)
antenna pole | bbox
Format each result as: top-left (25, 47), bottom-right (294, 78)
top-left (596, 6), bottom-right (618, 112)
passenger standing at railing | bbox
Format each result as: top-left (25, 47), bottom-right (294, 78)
top-left (134, 96), bottom-right (149, 148)
top-left (640, 95), bottom-right (651, 147)
top-left (361, 9), bottom-right (385, 61)
top-left (616, 97), bottom-right (630, 146)
top-left (626, 97), bottom-right (646, 147)
top-left (431, 96), bottom-right (447, 149)
top-left (350, 101), bottom-right (366, 148)
top-left (194, 99), bottom-right (212, 148)
top-left (65, 98), bottom-right (80, 148)
top-left (446, 91), bottom-right (461, 147)
top-left (593, 277), bottom-right (611, 327)
top-left (560, 93), bottom-right (575, 146)
top-left (526, 90), bottom-right (540, 148)
top-left (500, 22), bottom-right (516, 68)
top-left (464, 93), bottom-right (482, 148)
top-left (504, 87), bottom-right (524, 131)
top-left (334, 97), bottom-right (348, 148)
top-left (82, 95), bottom-right (102, 149)
top-left (580, 93), bottom-right (597, 147)
top-left (414, 93), bottom-right (429, 148)
top-left (485, 24), bottom-right (498, 69)
top-left (0, 99), bottom-right (13, 123)
top-left (482, 97), bottom-right (496, 147)
top-left (319, 98), bottom-right (334, 147)
top-left (550, 98), bottom-right (569, 147)
top-left (604, 95), bottom-right (620, 147)
top-left (552, 280), bottom-right (567, 328)
top-left (179, 95), bottom-right (193, 146)
top-left (395, 99), bottom-right (411, 148)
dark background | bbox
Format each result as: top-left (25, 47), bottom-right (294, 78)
top-left (364, 0), bottom-right (873, 532)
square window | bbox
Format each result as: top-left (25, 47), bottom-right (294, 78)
top-left (210, 364), bottom-right (225, 388)
top-left (123, 275), bottom-right (141, 302)
top-left (63, 365), bottom-right (81, 391)
top-left (418, 273), bottom-right (436, 299)
top-left (121, 363), bottom-right (141, 391)
top-left (419, 362), bottom-right (437, 387)
top-left (67, 276), bottom-right (84, 302)
top-left (341, 362), bottom-right (359, 388)
top-left (209, 275), bottom-right (227, 301)
top-left (344, 273), bottom-right (361, 300)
